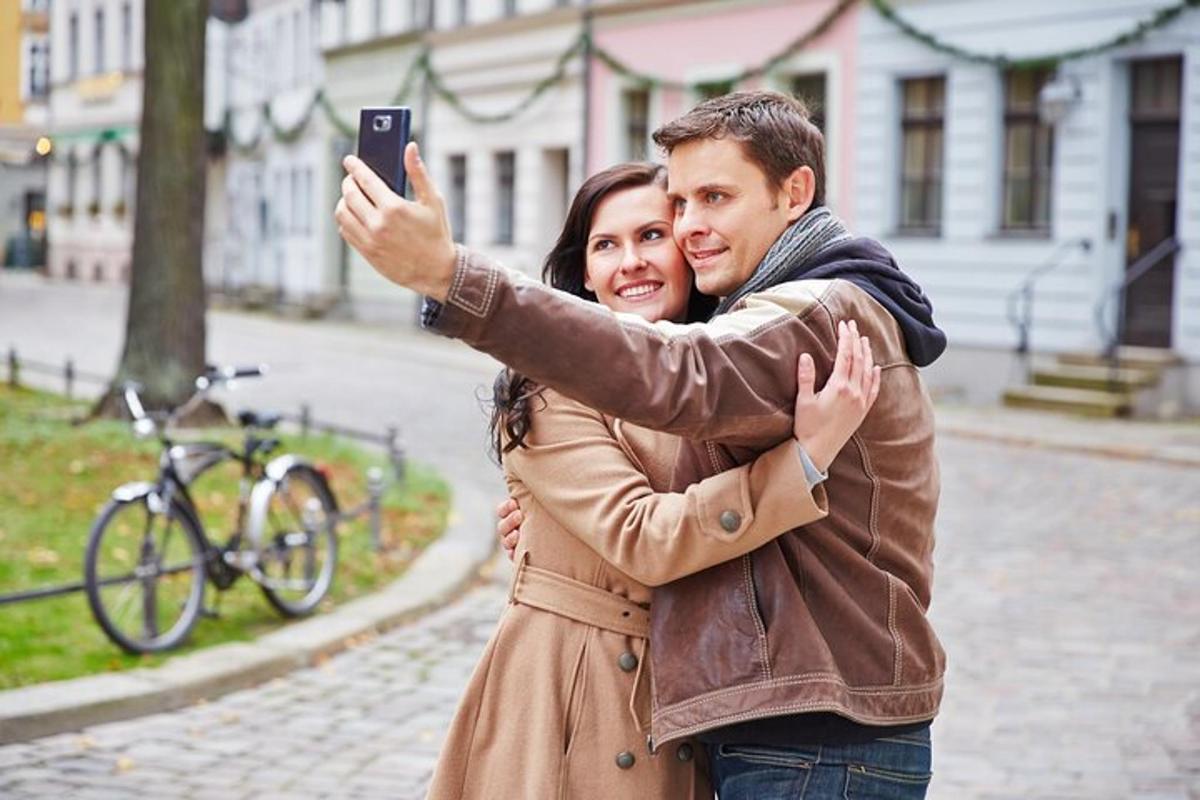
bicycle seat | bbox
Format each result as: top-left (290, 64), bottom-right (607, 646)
top-left (237, 410), bottom-right (282, 429)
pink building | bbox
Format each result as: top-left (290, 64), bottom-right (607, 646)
top-left (586, 0), bottom-right (860, 224)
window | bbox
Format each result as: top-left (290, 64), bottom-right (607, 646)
top-left (898, 76), bottom-right (945, 234)
top-left (91, 151), bottom-right (102, 212)
top-left (696, 80), bottom-right (733, 102)
top-left (121, 2), bottom-right (132, 71)
top-left (622, 88), bottom-right (650, 161)
top-left (94, 8), bottom-right (105, 74)
top-left (1002, 68), bottom-right (1054, 232)
top-left (69, 12), bottom-right (79, 80)
top-left (293, 9), bottom-right (305, 83)
top-left (66, 154), bottom-right (78, 212)
top-left (503, 0), bottom-right (517, 17)
top-left (455, 0), bottom-right (468, 26)
top-left (449, 155), bottom-right (468, 243)
top-left (372, 0), bottom-right (383, 36)
top-left (28, 42), bottom-right (49, 98)
top-left (791, 73), bottom-right (827, 133)
top-left (494, 151), bottom-right (515, 245)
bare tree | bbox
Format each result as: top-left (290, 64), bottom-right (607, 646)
top-left (95, 0), bottom-right (213, 419)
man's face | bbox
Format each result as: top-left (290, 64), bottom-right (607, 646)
top-left (667, 138), bottom-right (802, 298)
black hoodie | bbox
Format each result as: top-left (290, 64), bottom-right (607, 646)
top-left (773, 237), bottom-right (947, 367)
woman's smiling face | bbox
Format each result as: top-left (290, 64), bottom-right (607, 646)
top-left (584, 184), bottom-right (692, 324)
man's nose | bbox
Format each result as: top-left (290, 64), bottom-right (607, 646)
top-left (675, 203), bottom-right (707, 239)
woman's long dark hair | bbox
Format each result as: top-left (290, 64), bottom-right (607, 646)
top-left (488, 162), bottom-right (717, 463)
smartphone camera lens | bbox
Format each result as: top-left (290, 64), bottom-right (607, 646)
top-left (372, 115), bottom-right (392, 133)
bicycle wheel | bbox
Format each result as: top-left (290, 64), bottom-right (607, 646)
top-left (256, 465), bottom-right (338, 617)
top-left (84, 496), bottom-right (207, 654)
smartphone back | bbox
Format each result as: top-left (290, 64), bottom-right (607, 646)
top-left (357, 107), bottom-right (412, 195)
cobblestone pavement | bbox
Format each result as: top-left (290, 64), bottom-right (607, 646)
top-left (2, 276), bottom-right (1199, 798)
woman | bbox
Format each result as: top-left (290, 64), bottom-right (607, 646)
top-left (426, 163), bottom-right (879, 799)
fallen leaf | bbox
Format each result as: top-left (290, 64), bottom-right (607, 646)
top-left (69, 460), bottom-right (85, 475)
top-left (219, 711), bottom-right (240, 724)
top-left (28, 547), bottom-right (60, 565)
top-left (76, 736), bottom-right (96, 750)
top-left (115, 756), bottom-right (135, 773)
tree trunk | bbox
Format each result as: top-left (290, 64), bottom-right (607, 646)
top-left (95, 0), bottom-right (211, 420)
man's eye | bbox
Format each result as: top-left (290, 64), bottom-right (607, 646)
top-left (706, 191), bottom-right (724, 204)
top-left (672, 199), bottom-right (685, 213)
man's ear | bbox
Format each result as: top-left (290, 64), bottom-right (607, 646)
top-left (784, 166), bottom-right (816, 222)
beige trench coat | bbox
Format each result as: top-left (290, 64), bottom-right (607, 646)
top-left (426, 390), bottom-right (828, 800)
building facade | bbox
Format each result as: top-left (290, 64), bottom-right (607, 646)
top-left (0, 0), bottom-right (50, 269)
top-left (854, 0), bottom-right (1200, 409)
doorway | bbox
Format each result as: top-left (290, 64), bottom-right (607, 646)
top-left (1122, 56), bottom-right (1182, 348)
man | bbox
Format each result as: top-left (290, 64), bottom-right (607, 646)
top-left (337, 90), bottom-right (946, 798)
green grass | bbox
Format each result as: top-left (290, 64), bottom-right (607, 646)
top-left (0, 384), bottom-right (450, 689)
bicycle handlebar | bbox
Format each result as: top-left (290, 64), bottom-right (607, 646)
top-left (122, 365), bottom-right (270, 434)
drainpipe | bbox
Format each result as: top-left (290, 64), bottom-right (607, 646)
top-left (581, 3), bottom-right (593, 182)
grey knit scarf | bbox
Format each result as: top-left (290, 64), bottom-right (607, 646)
top-left (714, 206), bottom-right (852, 315)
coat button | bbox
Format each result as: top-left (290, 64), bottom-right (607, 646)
top-left (676, 743), bottom-right (694, 762)
top-left (618, 652), bottom-right (638, 672)
top-left (615, 751), bottom-right (636, 769)
top-left (719, 510), bottom-right (741, 532)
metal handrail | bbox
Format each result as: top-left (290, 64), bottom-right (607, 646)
top-left (1005, 238), bottom-right (1092, 381)
top-left (1094, 235), bottom-right (1181, 361)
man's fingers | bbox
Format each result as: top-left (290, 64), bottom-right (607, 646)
top-left (342, 154), bottom-right (395, 209)
top-left (335, 197), bottom-right (372, 252)
top-left (341, 174), bottom-right (380, 230)
top-left (404, 142), bottom-right (440, 208)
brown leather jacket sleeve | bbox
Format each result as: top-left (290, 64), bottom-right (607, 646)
top-left (503, 392), bottom-right (828, 587)
top-left (426, 246), bottom-right (841, 449)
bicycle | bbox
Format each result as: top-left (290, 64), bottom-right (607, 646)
top-left (83, 365), bottom-right (340, 654)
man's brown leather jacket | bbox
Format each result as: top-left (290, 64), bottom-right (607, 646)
top-left (426, 247), bottom-right (946, 749)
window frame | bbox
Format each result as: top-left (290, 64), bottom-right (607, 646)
top-left (494, 151), bottom-right (516, 246)
top-left (897, 75), bottom-right (946, 236)
top-left (1000, 66), bottom-right (1055, 234)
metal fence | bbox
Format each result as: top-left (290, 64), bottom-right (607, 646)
top-left (1, 347), bottom-right (410, 607)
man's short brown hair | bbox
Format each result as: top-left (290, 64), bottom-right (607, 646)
top-left (653, 89), bottom-right (826, 207)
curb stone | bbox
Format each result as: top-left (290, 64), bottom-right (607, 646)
top-left (0, 481), bottom-right (497, 745)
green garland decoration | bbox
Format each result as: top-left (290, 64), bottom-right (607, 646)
top-left (592, 0), bottom-right (857, 91)
top-left (869, 0), bottom-right (1200, 68)
top-left (422, 34), bottom-right (588, 124)
top-left (108, 0), bottom-right (1198, 152)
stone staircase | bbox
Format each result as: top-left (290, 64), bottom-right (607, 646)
top-left (1003, 346), bottom-right (1184, 418)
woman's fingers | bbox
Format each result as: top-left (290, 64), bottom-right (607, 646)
top-left (847, 321), bottom-right (865, 392)
top-left (795, 353), bottom-right (816, 407)
top-left (831, 321), bottom-right (852, 385)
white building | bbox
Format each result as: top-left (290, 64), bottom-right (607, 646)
top-left (854, 0), bottom-right (1200, 412)
top-left (212, 0), bottom-right (329, 309)
top-left (43, 1), bottom-right (236, 287)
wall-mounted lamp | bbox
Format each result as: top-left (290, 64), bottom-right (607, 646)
top-left (1039, 75), bottom-right (1082, 125)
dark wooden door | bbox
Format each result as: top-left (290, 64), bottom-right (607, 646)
top-left (1123, 57), bottom-right (1182, 348)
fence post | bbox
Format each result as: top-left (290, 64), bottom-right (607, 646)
top-left (366, 467), bottom-right (385, 552)
top-left (7, 347), bottom-right (17, 388)
top-left (64, 358), bottom-right (75, 399)
top-left (299, 403), bottom-right (311, 438)
top-left (387, 426), bottom-right (405, 482)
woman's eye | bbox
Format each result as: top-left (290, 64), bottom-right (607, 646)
top-left (642, 229), bottom-right (664, 242)
top-left (593, 239), bottom-right (614, 251)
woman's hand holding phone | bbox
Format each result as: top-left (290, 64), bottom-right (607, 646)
top-left (792, 320), bottom-right (882, 472)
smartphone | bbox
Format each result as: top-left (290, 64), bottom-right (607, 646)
top-left (357, 107), bottom-right (412, 195)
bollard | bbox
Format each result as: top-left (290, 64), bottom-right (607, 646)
top-left (366, 466), bottom-right (385, 552)
top-left (7, 347), bottom-right (17, 388)
top-left (299, 403), bottom-right (311, 438)
top-left (64, 358), bottom-right (75, 399)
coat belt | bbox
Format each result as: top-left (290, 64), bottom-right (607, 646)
top-left (510, 556), bottom-right (650, 639)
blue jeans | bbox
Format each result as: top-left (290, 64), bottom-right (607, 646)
top-left (708, 726), bottom-right (932, 799)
